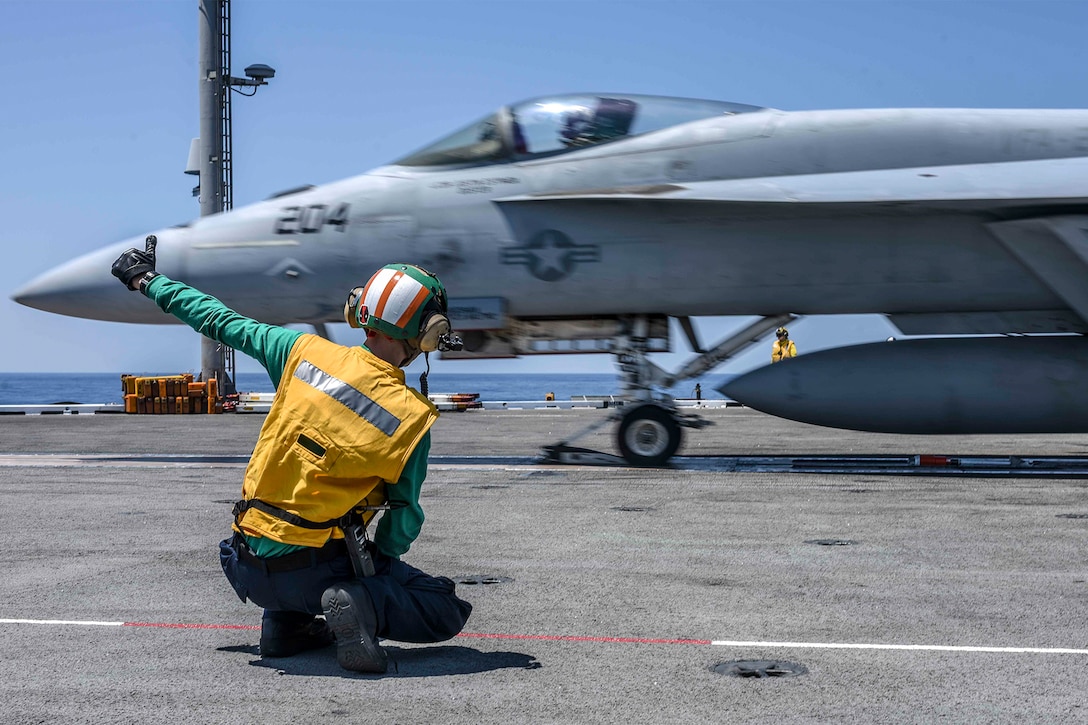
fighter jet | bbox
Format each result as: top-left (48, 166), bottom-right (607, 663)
top-left (13, 93), bottom-right (1088, 464)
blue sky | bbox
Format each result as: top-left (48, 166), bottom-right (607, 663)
top-left (2, 0), bottom-right (1086, 376)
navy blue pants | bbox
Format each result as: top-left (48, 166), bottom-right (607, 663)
top-left (219, 533), bottom-right (472, 643)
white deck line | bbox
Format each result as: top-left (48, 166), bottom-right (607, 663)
top-left (711, 639), bottom-right (1088, 655)
top-left (0, 618), bottom-right (123, 627)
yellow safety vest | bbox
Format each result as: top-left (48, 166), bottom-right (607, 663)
top-left (772, 339), bottom-right (797, 362)
top-left (235, 335), bottom-right (438, 547)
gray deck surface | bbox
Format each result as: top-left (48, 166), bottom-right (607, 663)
top-left (1, 408), bottom-right (1085, 724)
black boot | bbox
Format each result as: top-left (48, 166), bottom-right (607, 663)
top-left (321, 582), bottom-right (388, 673)
top-left (259, 610), bottom-right (335, 657)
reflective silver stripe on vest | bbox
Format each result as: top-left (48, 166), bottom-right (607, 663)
top-left (294, 360), bottom-right (401, 436)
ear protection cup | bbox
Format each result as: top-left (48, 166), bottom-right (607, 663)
top-left (417, 310), bottom-right (452, 352)
top-left (344, 286), bottom-right (366, 328)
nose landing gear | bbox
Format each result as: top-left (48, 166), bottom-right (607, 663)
top-left (540, 400), bottom-right (706, 467)
top-left (539, 313), bottom-right (797, 467)
top-left (616, 403), bottom-right (683, 467)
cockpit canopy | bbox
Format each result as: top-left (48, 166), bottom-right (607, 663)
top-left (395, 93), bottom-right (765, 167)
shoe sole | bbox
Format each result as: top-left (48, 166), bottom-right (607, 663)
top-left (322, 585), bottom-right (388, 673)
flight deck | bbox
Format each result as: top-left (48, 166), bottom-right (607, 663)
top-left (0, 407), bottom-right (1085, 723)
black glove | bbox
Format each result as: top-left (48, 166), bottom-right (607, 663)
top-left (111, 234), bottom-right (159, 293)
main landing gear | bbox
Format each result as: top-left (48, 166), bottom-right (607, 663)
top-left (541, 313), bottom-right (797, 467)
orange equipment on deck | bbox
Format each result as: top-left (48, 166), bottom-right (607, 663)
top-left (121, 374), bottom-right (222, 414)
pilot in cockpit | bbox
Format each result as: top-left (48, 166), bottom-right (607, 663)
top-left (560, 97), bottom-right (638, 148)
top-left (560, 107), bottom-right (595, 147)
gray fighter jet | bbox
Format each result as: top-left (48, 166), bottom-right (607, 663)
top-left (13, 93), bottom-right (1088, 464)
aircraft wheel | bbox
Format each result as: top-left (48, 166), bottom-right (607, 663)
top-left (616, 404), bottom-right (682, 466)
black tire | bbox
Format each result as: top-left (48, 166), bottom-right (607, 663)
top-left (616, 404), bottom-right (682, 466)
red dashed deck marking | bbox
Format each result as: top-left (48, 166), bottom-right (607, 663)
top-left (124, 621), bottom-right (260, 630)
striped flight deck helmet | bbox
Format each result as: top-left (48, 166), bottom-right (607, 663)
top-left (344, 263), bottom-right (456, 354)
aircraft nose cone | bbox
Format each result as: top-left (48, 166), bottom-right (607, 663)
top-left (11, 236), bottom-right (170, 323)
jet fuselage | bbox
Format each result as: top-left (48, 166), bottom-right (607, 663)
top-left (15, 100), bottom-right (1088, 331)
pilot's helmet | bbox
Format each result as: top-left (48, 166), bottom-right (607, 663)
top-left (344, 263), bottom-right (451, 352)
top-left (776, 327), bottom-right (789, 338)
top-left (560, 107), bottom-right (593, 143)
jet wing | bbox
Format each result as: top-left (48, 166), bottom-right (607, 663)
top-left (496, 156), bottom-right (1088, 210)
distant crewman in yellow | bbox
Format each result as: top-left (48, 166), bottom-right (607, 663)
top-left (771, 327), bottom-right (797, 363)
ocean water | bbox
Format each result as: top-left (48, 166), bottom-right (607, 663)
top-left (0, 371), bottom-right (735, 405)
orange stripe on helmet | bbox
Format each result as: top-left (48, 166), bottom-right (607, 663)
top-left (372, 270), bottom-right (404, 319)
top-left (394, 285), bottom-right (432, 328)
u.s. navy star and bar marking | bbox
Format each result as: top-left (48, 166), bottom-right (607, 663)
top-left (501, 230), bottom-right (601, 282)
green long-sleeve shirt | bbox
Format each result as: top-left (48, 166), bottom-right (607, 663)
top-left (144, 275), bottom-right (428, 559)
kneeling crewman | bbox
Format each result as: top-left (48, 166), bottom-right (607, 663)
top-left (112, 237), bottom-right (472, 673)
